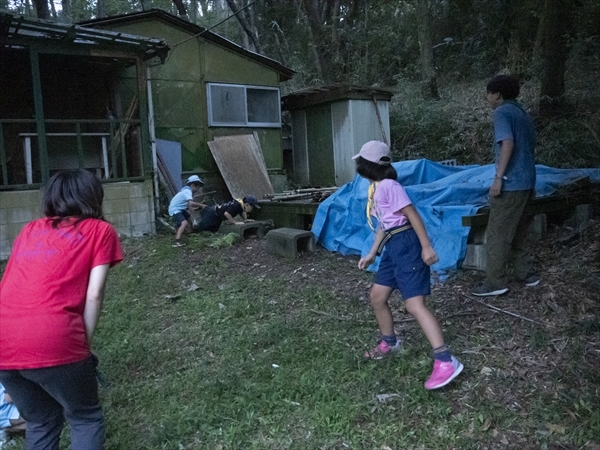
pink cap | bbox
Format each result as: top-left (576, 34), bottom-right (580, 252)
top-left (351, 140), bottom-right (391, 165)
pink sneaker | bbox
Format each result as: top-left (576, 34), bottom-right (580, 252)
top-left (364, 340), bottom-right (401, 359)
top-left (424, 356), bottom-right (463, 389)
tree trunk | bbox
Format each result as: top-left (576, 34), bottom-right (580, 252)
top-left (539, 0), bottom-right (574, 118)
top-left (32, 0), bottom-right (50, 19)
top-left (415, 0), bottom-right (439, 99)
top-left (172, 0), bottom-right (188, 18)
top-left (61, 0), bottom-right (70, 22)
top-left (49, 0), bottom-right (57, 19)
top-left (297, 0), bottom-right (336, 83)
top-left (189, 0), bottom-right (198, 22)
top-left (225, 0), bottom-right (263, 54)
top-left (97, 0), bottom-right (107, 19)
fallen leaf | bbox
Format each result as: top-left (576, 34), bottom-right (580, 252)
top-left (376, 393), bottom-right (400, 403)
top-left (481, 418), bottom-right (491, 431)
top-left (545, 423), bottom-right (565, 434)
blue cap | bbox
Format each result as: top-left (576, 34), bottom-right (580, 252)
top-left (243, 195), bottom-right (260, 209)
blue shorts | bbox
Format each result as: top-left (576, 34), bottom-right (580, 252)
top-left (374, 228), bottom-right (431, 299)
top-left (172, 210), bottom-right (191, 228)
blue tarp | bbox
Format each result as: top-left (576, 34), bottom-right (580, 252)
top-left (311, 159), bottom-right (600, 276)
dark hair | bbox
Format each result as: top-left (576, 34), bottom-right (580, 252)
top-left (355, 156), bottom-right (397, 182)
top-left (486, 74), bottom-right (520, 100)
top-left (43, 169), bottom-right (105, 227)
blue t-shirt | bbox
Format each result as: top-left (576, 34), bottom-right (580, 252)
top-left (493, 101), bottom-right (536, 191)
top-left (168, 186), bottom-right (193, 216)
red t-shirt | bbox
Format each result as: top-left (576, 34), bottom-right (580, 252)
top-left (0, 217), bottom-right (123, 370)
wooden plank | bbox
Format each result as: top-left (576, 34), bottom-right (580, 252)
top-left (208, 134), bottom-right (274, 200)
top-left (462, 188), bottom-right (595, 227)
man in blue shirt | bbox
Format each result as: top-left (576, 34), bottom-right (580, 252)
top-left (168, 175), bottom-right (206, 246)
top-left (472, 75), bottom-right (540, 296)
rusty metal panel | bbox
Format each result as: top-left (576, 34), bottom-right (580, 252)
top-left (207, 134), bottom-right (274, 200)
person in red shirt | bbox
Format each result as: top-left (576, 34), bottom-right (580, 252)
top-left (0, 169), bottom-right (123, 450)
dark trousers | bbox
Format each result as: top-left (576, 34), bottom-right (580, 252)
top-left (485, 189), bottom-right (534, 288)
top-left (195, 206), bottom-right (222, 232)
top-left (0, 357), bottom-right (104, 450)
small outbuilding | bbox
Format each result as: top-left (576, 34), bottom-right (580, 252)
top-left (282, 84), bottom-right (394, 187)
top-left (0, 12), bottom-right (169, 259)
top-left (81, 9), bottom-right (294, 198)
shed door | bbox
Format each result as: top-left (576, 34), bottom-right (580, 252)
top-left (306, 105), bottom-right (334, 187)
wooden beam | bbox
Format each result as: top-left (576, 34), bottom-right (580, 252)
top-left (29, 46), bottom-right (49, 182)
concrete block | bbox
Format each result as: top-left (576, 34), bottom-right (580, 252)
top-left (103, 182), bottom-right (131, 200)
top-left (462, 244), bottom-right (486, 271)
top-left (528, 213), bottom-right (547, 241)
top-left (563, 204), bottom-right (592, 230)
top-left (220, 220), bottom-right (274, 239)
top-left (266, 227), bottom-right (316, 259)
top-left (130, 223), bottom-right (154, 237)
top-left (466, 225), bottom-right (487, 245)
top-left (103, 198), bottom-right (130, 214)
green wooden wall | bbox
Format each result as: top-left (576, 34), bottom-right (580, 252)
top-left (92, 19), bottom-right (284, 182)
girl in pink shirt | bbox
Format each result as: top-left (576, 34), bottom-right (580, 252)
top-left (354, 141), bottom-right (463, 390)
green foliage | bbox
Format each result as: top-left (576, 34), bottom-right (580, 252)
top-left (390, 79), bottom-right (494, 165)
top-left (389, 75), bottom-right (600, 168)
top-left (207, 232), bottom-right (240, 248)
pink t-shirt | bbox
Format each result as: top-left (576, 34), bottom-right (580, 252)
top-left (0, 217), bottom-right (123, 370)
top-left (372, 178), bottom-right (412, 230)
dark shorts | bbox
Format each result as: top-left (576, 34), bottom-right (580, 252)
top-left (374, 228), bottom-right (431, 299)
top-left (172, 210), bottom-right (191, 228)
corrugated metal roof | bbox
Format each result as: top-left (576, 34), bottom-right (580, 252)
top-left (0, 11), bottom-right (169, 61)
top-left (282, 84), bottom-right (395, 111)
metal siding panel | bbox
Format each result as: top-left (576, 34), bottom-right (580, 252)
top-left (331, 101), bottom-right (356, 186)
top-left (306, 105), bottom-right (334, 186)
top-left (351, 100), bottom-right (390, 152)
top-left (292, 111), bottom-right (309, 186)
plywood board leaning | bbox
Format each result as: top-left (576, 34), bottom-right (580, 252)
top-left (208, 134), bottom-right (274, 200)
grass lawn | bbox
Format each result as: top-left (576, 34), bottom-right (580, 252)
top-left (3, 220), bottom-right (599, 449)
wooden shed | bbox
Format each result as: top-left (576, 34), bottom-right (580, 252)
top-left (81, 9), bottom-right (294, 199)
top-left (282, 84), bottom-right (394, 187)
top-left (0, 11), bottom-right (169, 259)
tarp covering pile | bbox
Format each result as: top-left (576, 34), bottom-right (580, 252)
top-left (311, 159), bottom-right (600, 276)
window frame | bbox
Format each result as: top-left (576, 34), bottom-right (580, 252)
top-left (206, 83), bottom-right (281, 128)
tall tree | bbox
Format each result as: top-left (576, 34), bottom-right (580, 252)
top-left (172, 0), bottom-right (188, 17)
top-left (294, 0), bottom-right (339, 83)
top-left (225, 0), bottom-right (263, 54)
top-left (415, 0), bottom-right (439, 98)
top-left (538, 0), bottom-right (575, 117)
top-left (61, 0), bottom-right (71, 22)
top-left (97, 0), bottom-right (107, 18)
top-left (32, 0), bottom-right (50, 19)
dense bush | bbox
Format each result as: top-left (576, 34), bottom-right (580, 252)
top-left (390, 67), bottom-right (600, 169)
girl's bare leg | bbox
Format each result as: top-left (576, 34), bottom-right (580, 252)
top-left (404, 295), bottom-right (444, 349)
top-left (369, 284), bottom-right (394, 335)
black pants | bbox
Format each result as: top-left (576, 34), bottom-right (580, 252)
top-left (195, 206), bottom-right (222, 232)
top-left (0, 357), bottom-right (104, 450)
